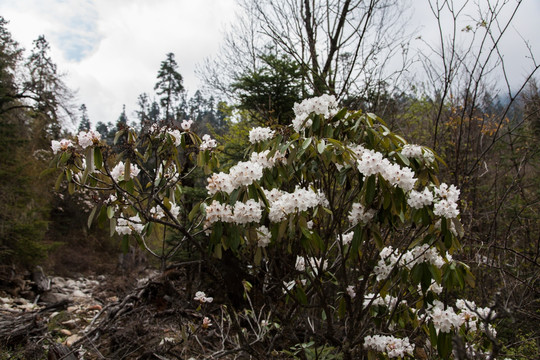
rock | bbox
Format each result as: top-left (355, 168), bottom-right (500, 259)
top-left (71, 289), bottom-right (87, 298)
top-left (32, 266), bottom-right (50, 292)
top-left (40, 292), bottom-right (68, 304)
top-left (64, 334), bottom-right (81, 347)
top-left (59, 329), bottom-right (72, 336)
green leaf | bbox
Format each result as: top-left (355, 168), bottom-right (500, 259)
top-left (437, 331), bottom-right (452, 359)
top-left (317, 139), bottom-right (326, 154)
top-left (114, 130), bottom-right (124, 145)
top-left (188, 202), bottom-right (201, 221)
top-left (109, 217), bottom-right (116, 237)
top-left (87, 206), bottom-right (98, 229)
top-left (94, 147), bottom-right (103, 169)
top-left (365, 175), bottom-right (377, 205)
top-left (107, 206), bottom-right (115, 219)
top-left (54, 171), bottom-right (64, 191)
top-left (124, 159), bottom-right (131, 181)
top-left (302, 137), bottom-right (312, 149)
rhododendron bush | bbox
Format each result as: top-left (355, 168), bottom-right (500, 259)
top-left (50, 96), bottom-right (497, 359)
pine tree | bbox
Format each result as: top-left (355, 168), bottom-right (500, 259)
top-left (154, 53), bottom-right (185, 126)
top-left (77, 104), bottom-right (90, 132)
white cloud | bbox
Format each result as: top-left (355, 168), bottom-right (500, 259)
top-left (1, 0), bottom-right (238, 128)
top-left (1, 0), bottom-right (539, 130)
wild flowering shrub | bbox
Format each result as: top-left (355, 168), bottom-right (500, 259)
top-left (50, 95), bottom-right (496, 359)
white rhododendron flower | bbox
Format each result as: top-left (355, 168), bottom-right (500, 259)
top-left (51, 139), bottom-right (73, 154)
top-left (408, 187), bottom-right (434, 209)
top-left (256, 226), bottom-right (272, 247)
top-left (292, 94), bottom-right (339, 132)
top-left (193, 291), bottom-right (213, 303)
top-left (167, 129), bottom-right (182, 146)
top-left (110, 161), bottom-right (141, 182)
top-left (356, 148), bottom-right (417, 191)
top-left (116, 214), bottom-right (144, 235)
top-left (363, 335), bottom-right (414, 358)
top-left (180, 119), bottom-right (193, 131)
top-left (348, 203), bottom-right (376, 226)
top-left (249, 126), bottom-right (275, 143)
top-left (200, 134), bottom-right (217, 150)
top-left (77, 130), bottom-right (101, 149)
top-left (346, 285), bottom-right (356, 299)
top-left (267, 186), bottom-right (328, 223)
top-left (401, 144), bottom-right (423, 158)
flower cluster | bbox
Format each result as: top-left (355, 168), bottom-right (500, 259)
top-left (407, 187), bottom-right (434, 209)
top-left (401, 144), bottom-right (423, 158)
top-left (348, 203), bottom-right (376, 226)
top-left (363, 335), bottom-right (415, 358)
top-left (194, 291), bottom-right (213, 303)
top-left (250, 150), bottom-right (285, 169)
top-left (433, 183), bottom-right (460, 219)
top-left (167, 129), bottom-right (182, 146)
top-left (266, 186), bottom-right (328, 223)
top-left (116, 214), bottom-right (144, 235)
top-left (426, 300), bottom-right (464, 333)
top-left (363, 293), bottom-right (405, 311)
top-left (207, 161), bottom-right (264, 195)
top-left (150, 203), bottom-right (180, 219)
top-left (205, 199), bottom-right (262, 226)
top-left (356, 148), bottom-right (417, 191)
top-left (249, 126), bottom-right (275, 144)
top-left (292, 94), bottom-right (339, 132)
top-left (110, 161), bottom-right (141, 182)
top-left (339, 231), bottom-right (354, 245)
top-left (373, 244), bottom-right (450, 281)
top-left (77, 130), bottom-right (102, 149)
top-left (200, 134), bottom-right (217, 151)
top-left (51, 139), bottom-right (73, 154)
top-left (256, 225), bottom-right (271, 247)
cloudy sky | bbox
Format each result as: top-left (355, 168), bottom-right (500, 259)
top-left (1, 0), bottom-right (539, 131)
top-left (1, 0), bottom-right (239, 129)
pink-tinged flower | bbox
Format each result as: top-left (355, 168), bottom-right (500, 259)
top-left (202, 316), bottom-right (212, 329)
top-left (194, 291), bottom-right (213, 303)
top-left (77, 130), bottom-right (101, 149)
top-left (51, 139), bottom-right (73, 154)
top-left (181, 119), bottom-right (193, 131)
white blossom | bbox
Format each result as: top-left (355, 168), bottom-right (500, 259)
top-left (51, 139), bottom-right (73, 154)
top-left (267, 186), bottom-right (328, 222)
top-left (348, 203), bottom-right (376, 226)
top-left (363, 335), bottom-right (414, 358)
top-left (292, 94), bottom-right (339, 132)
top-left (194, 291), bottom-right (213, 303)
top-left (200, 134), bottom-right (217, 150)
top-left (116, 214), bottom-right (144, 235)
top-left (401, 144), bottom-right (423, 158)
top-left (249, 127), bottom-right (275, 143)
top-left (77, 130), bottom-right (101, 149)
top-left (407, 188), bottom-right (434, 209)
top-left (167, 129), bottom-right (182, 146)
top-left (181, 119), bottom-right (193, 131)
top-left (346, 285), bottom-right (356, 299)
top-left (110, 161), bottom-right (141, 182)
top-left (257, 226), bottom-right (272, 247)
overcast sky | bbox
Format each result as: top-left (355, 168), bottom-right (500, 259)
top-left (1, 0), bottom-right (539, 131)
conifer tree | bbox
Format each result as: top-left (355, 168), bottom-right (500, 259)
top-left (154, 53), bottom-right (185, 127)
top-left (77, 104), bottom-right (90, 132)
